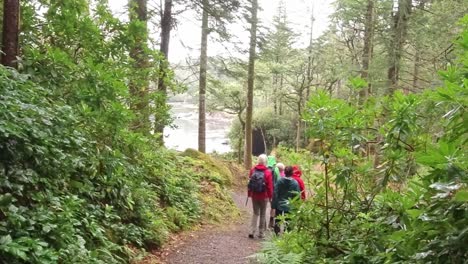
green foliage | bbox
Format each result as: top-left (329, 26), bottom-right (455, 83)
top-left (228, 108), bottom-right (297, 154)
top-left (348, 77), bottom-right (368, 91)
top-left (257, 18), bottom-right (468, 263)
top-left (182, 149), bottom-right (233, 186)
top-left (252, 108), bottom-right (296, 148)
top-left (252, 236), bottom-right (303, 264)
top-left (0, 65), bottom-right (237, 263)
top-left (0, 1), bottom-right (238, 263)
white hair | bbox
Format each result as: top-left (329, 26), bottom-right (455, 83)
top-left (257, 154), bottom-right (267, 165)
top-left (276, 162), bottom-right (285, 171)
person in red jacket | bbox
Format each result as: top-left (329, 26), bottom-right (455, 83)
top-left (292, 165), bottom-right (306, 200)
top-left (247, 154), bottom-right (273, 239)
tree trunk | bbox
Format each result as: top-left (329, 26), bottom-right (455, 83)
top-left (154, 0), bottom-right (173, 139)
top-left (198, 0), bottom-right (209, 153)
top-left (273, 74), bottom-right (278, 114)
top-left (324, 155), bottom-right (330, 240)
top-left (295, 101), bottom-right (302, 151)
top-left (411, 0), bottom-right (426, 93)
top-left (238, 135), bottom-right (243, 164)
top-left (306, 5), bottom-right (314, 100)
top-left (387, 0), bottom-right (411, 95)
top-left (244, 0), bottom-right (258, 170)
top-left (359, 0), bottom-right (374, 104)
top-left (129, 0), bottom-right (150, 134)
top-left (279, 74), bottom-right (284, 115)
top-left (238, 118), bottom-right (245, 164)
top-left (303, 8), bottom-right (315, 148)
top-left (158, 0), bottom-right (172, 81)
top-left (1, 0), bottom-right (20, 68)
top-left (411, 48), bottom-right (420, 93)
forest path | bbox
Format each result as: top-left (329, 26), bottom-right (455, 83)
top-left (153, 190), bottom-right (267, 264)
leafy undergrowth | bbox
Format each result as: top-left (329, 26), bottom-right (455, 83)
top-left (181, 149), bottom-right (239, 224)
top-left (273, 146), bottom-right (320, 195)
top-left (255, 18), bottom-right (468, 264)
top-left (0, 67), bottom-right (237, 263)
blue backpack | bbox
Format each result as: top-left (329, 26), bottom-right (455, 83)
top-left (248, 169), bottom-right (266, 193)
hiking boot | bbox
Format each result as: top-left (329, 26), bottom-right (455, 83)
top-left (268, 217), bottom-right (274, 229)
top-left (248, 234), bottom-right (254, 239)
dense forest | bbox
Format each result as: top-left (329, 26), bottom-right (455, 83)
top-left (0, 0), bottom-right (467, 263)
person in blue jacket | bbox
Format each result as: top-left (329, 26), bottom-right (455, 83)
top-left (271, 165), bottom-right (300, 235)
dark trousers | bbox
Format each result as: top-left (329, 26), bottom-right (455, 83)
top-left (274, 210), bottom-right (290, 235)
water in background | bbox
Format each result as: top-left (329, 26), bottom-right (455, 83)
top-left (163, 102), bottom-right (233, 153)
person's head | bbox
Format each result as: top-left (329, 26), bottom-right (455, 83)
top-left (276, 162), bottom-right (285, 171)
top-left (284, 166), bottom-right (294, 177)
top-left (267, 155), bottom-right (277, 167)
top-left (257, 154), bottom-right (267, 165)
top-left (292, 165), bottom-right (302, 177)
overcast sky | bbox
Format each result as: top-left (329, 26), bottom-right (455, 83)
top-left (108, 0), bottom-right (334, 63)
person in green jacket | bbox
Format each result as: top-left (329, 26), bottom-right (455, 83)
top-left (267, 155), bottom-right (281, 184)
top-left (272, 165), bottom-right (300, 235)
top-left (267, 155), bottom-right (281, 228)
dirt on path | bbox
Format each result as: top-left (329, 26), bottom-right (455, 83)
top-left (156, 190), bottom-right (268, 264)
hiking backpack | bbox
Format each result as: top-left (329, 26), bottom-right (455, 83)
top-left (248, 169), bottom-right (266, 193)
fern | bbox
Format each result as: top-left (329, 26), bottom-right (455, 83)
top-left (250, 240), bottom-right (303, 264)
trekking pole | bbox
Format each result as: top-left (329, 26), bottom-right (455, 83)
top-left (245, 196), bottom-right (249, 206)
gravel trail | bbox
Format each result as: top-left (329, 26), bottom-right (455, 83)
top-left (160, 190), bottom-right (268, 264)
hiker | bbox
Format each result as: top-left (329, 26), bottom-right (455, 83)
top-left (272, 165), bottom-right (300, 235)
top-left (267, 155), bottom-right (281, 185)
top-left (276, 162), bottom-right (285, 177)
top-left (292, 165), bottom-right (306, 200)
top-left (267, 155), bottom-right (281, 228)
top-left (247, 154), bottom-right (273, 239)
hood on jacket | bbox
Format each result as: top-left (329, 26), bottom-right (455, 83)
top-left (293, 165), bottom-right (302, 178)
top-left (254, 164), bottom-right (268, 170)
top-left (267, 156), bottom-right (277, 167)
